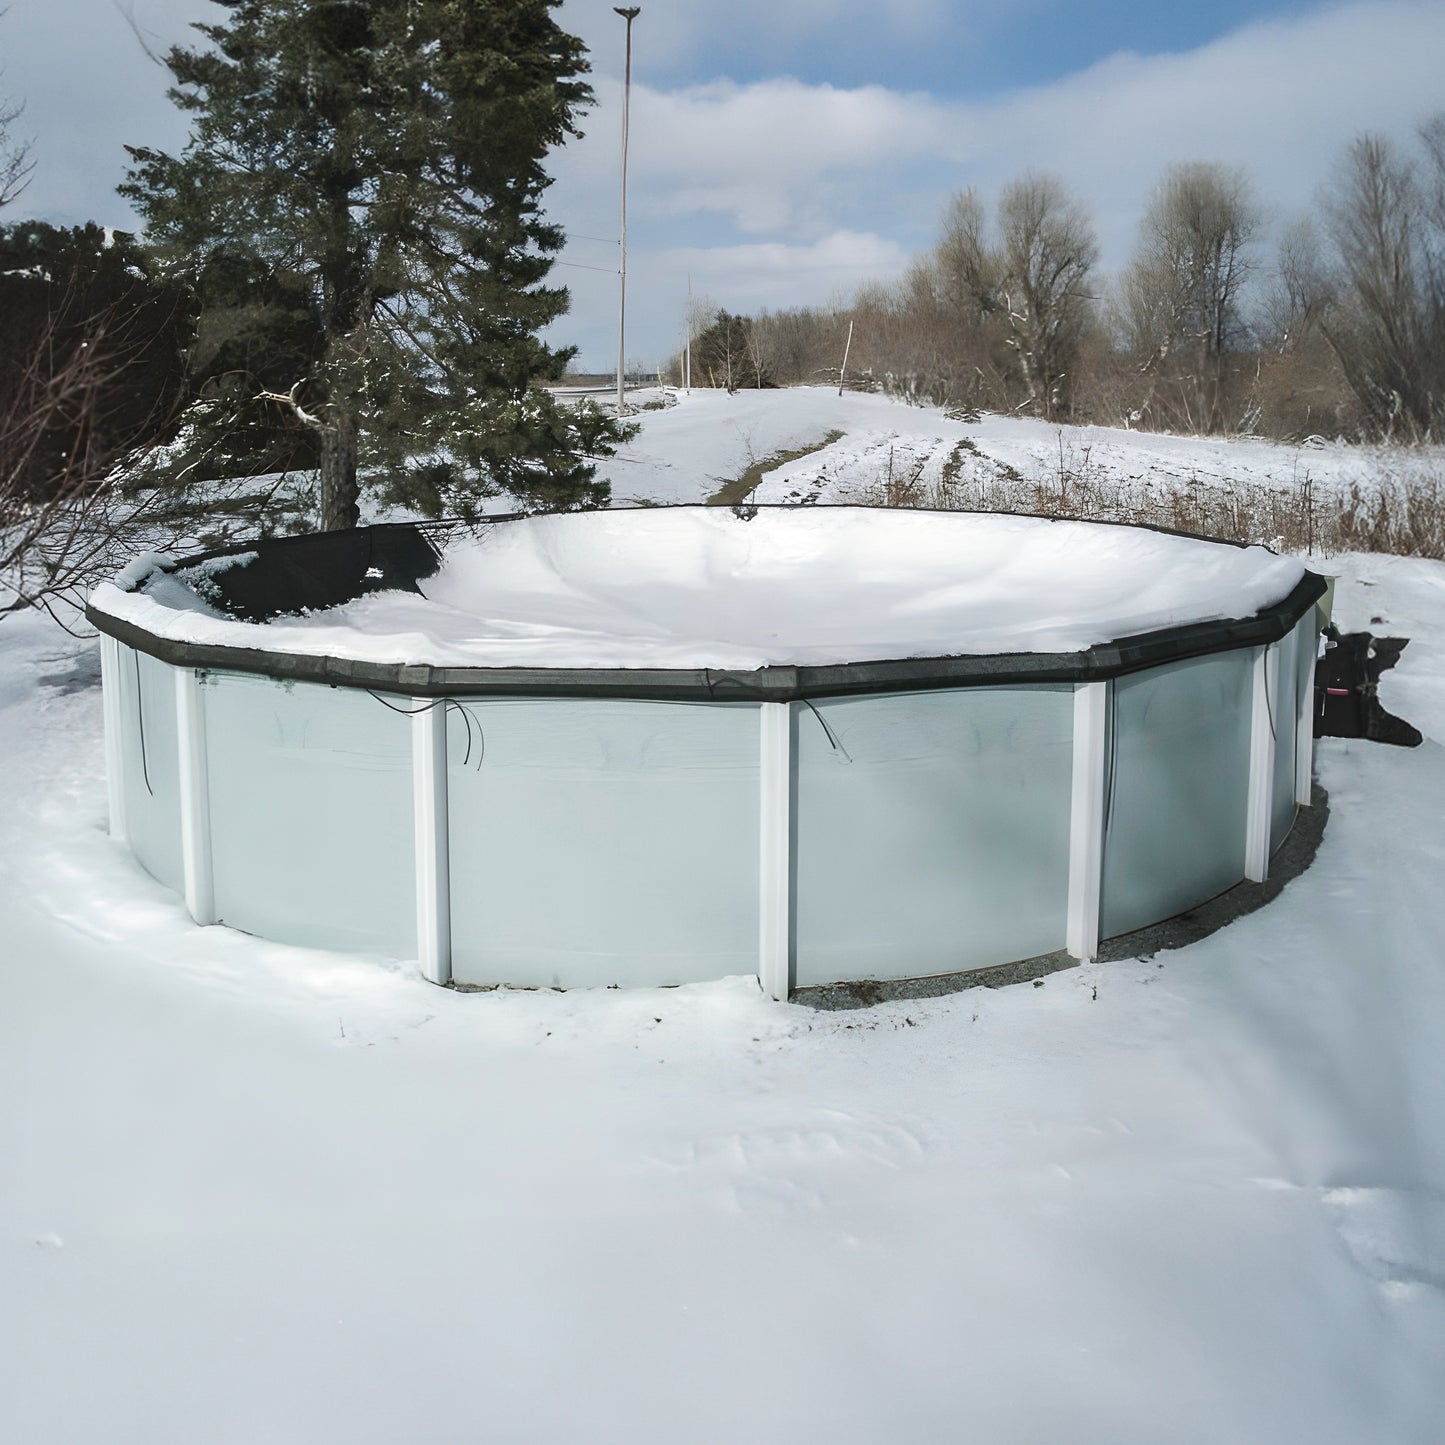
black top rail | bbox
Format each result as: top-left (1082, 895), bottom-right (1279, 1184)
top-left (86, 511), bottom-right (1329, 702)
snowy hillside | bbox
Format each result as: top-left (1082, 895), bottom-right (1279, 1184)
top-left (4, 391), bottom-right (1445, 1444)
top-left (598, 386), bottom-right (1445, 512)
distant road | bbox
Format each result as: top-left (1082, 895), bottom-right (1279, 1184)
top-left (545, 382), bottom-right (659, 397)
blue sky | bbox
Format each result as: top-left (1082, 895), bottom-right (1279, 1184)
top-left (7, 0), bottom-right (1445, 369)
top-left (574, 0), bottom-right (1324, 95)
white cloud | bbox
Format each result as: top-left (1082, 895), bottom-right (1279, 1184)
top-left (553, 230), bottom-right (909, 373)
top-left (551, 0), bottom-right (1445, 365)
top-left (662, 230), bottom-right (912, 311)
top-left (10, 0), bottom-right (1445, 373)
top-left (564, 0), bottom-right (959, 82)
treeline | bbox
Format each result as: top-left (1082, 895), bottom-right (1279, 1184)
top-left (675, 116), bottom-right (1445, 442)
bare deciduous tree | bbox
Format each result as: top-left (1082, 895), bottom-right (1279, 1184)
top-left (0, 307), bottom-right (300, 623)
top-left (0, 98), bottom-right (30, 209)
top-left (0, 16), bottom-right (34, 212)
top-left (1, 316), bottom-right (170, 618)
top-left (1250, 218), bottom-right (1345, 437)
top-left (744, 312), bottom-right (773, 389)
top-left (934, 189), bottom-right (998, 322)
top-left (922, 179), bottom-right (1099, 418)
top-left (1319, 125), bottom-right (1445, 437)
top-left (746, 307), bottom-right (829, 386)
top-left (651, 119), bottom-right (1445, 442)
top-left (1259, 219), bottom-right (1329, 353)
top-left (995, 174), bottom-right (1099, 419)
top-left (1121, 162), bottom-right (1259, 431)
top-left (1416, 113), bottom-right (1445, 298)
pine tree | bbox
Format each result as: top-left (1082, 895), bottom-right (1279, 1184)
top-left (122, 0), bottom-right (624, 530)
top-left (695, 311), bottom-right (760, 392)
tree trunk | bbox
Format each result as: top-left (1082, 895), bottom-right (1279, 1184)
top-left (318, 413), bottom-right (359, 531)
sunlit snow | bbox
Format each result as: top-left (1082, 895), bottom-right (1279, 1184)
top-left (94, 506), bottom-right (1305, 670)
top-left (5, 389), bottom-right (1445, 1444)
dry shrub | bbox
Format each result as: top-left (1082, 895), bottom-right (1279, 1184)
top-left (845, 439), bottom-right (1445, 560)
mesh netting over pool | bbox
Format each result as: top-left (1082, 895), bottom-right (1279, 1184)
top-left (88, 505), bottom-right (1326, 998)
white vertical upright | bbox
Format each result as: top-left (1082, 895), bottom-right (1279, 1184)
top-left (1295, 614), bottom-right (1317, 806)
top-left (412, 702), bottom-right (452, 986)
top-left (1066, 679), bottom-right (1110, 961)
top-left (99, 634), bottom-right (128, 843)
top-left (174, 666), bottom-right (215, 925)
top-left (758, 700), bottom-right (793, 1001)
top-left (1245, 643), bottom-right (1279, 882)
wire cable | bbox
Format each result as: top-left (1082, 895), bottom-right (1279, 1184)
top-left (801, 697), bottom-right (851, 761)
top-left (133, 649), bottom-right (154, 797)
top-left (365, 691), bottom-right (484, 769)
top-left (1263, 646), bottom-right (1277, 742)
top-left (1103, 681), bottom-right (1118, 841)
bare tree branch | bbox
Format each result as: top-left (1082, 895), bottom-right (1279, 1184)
top-left (111, 0), bottom-right (169, 68)
top-left (255, 381), bottom-right (328, 431)
top-left (0, 10), bottom-right (34, 213)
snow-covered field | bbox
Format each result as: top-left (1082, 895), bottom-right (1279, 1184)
top-left (5, 391), bottom-right (1445, 1443)
top-left (600, 386), bottom-right (1445, 511)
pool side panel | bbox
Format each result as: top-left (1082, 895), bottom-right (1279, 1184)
top-left (1270, 625), bottom-right (1301, 850)
top-left (792, 686), bottom-right (1073, 986)
top-left (202, 672), bottom-right (417, 958)
top-left (119, 646), bottom-right (184, 894)
top-left (447, 698), bottom-right (760, 989)
top-left (1100, 650), bottom-right (1253, 939)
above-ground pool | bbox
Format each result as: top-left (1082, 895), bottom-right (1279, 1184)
top-left (88, 506), bottom-right (1326, 999)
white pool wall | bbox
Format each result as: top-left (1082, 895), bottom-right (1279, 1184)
top-left (101, 609), bottom-right (1320, 995)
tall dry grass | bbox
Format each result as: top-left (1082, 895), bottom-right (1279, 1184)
top-left (842, 436), bottom-right (1445, 559)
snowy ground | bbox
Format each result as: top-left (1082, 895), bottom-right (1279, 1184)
top-left (599, 386), bottom-right (1445, 511)
top-left (4, 393), bottom-right (1445, 1443)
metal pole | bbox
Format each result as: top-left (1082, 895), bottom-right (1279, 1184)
top-left (838, 317), bottom-right (854, 397)
top-left (615, 7), bottom-right (640, 417)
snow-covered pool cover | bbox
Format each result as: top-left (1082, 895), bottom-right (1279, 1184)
top-left (93, 507), bottom-right (1307, 671)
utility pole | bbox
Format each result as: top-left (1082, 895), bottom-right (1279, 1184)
top-left (838, 317), bottom-right (855, 397)
top-left (614, 7), bottom-right (640, 417)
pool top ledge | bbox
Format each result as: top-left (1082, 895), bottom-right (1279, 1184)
top-left (87, 506), bottom-right (1328, 700)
